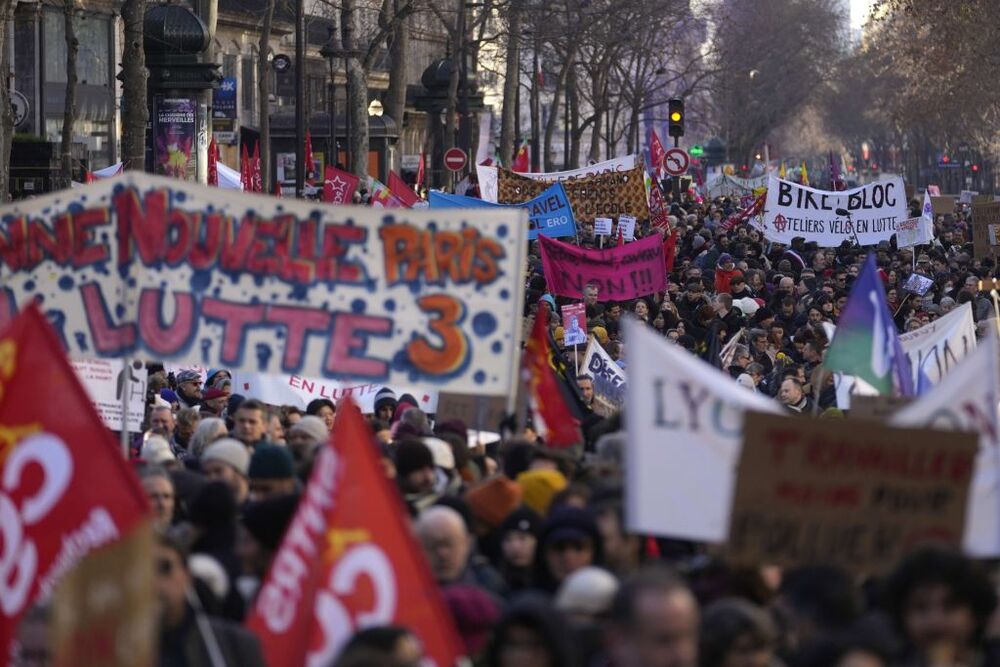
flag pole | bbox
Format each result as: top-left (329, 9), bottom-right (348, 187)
top-left (120, 359), bottom-right (131, 459)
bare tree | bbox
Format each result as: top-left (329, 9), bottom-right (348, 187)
top-left (258, 0), bottom-right (276, 190)
top-left (61, 0), bottom-right (79, 183)
top-left (0, 0), bottom-right (11, 200)
top-left (498, 0), bottom-right (521, 165)
top-left (121, 0), bottom-right (148, 172)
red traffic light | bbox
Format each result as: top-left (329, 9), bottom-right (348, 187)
top-left (871, 163), bottom-right (878, 170)
top-left (972, 164), bottom-right (980, 172)
top-left (942, 155), bottom-right (950, 163)
top-left (740, 164), bottom-right (748, 171)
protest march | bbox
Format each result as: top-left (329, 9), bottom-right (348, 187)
top-left (7, 55), bottom-right (1000, 667)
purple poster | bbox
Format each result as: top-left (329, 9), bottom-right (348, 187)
top-left (154, 98), bottom-right (197, 181)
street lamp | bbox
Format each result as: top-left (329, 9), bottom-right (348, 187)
top-left (368, 99), bottom-right (384, 117)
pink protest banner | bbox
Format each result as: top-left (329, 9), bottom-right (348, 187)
top-left (538, 234), bottom-right (666, 300)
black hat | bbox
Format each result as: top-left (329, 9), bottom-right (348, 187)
top-left (394, 439), bottom-right (434, 477)
top-left (498, 506), bottom-right (542, 540)
top-left (242, 493), bottom-right (300, 551)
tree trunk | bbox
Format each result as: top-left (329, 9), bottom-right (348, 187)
top-left (257, 0), bottom-right (275, 190)
top-left (567, 64), bottom-right (579, 169)
top-left (384, 1), bottom-right (408, 156)
top-left (499, 0), bottom-right (520, 166)
top-left (0, 0), bottom-right (14, 200)
top-left (442, 0), bottom-right (462, 157)
top-left (543, 51), bottom-right (574, 171)
top-left (61, 0), bottom-right (78, 184)
top-left (120, 0), bottom-right (147, 171)
top-left (342, 0), bottom-right (369, 179)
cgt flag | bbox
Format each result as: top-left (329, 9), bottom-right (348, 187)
top-left (0, 305), bottom-right (149, 662)
top-left (322, 165), bottom-right (360, 204)
top-left (522, 303), bottom-right (582, 448)
top-left (246, 399), bottom-right (464, 666)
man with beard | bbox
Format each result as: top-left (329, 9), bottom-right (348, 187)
top-left (174, 369), bottom-right (203, 410)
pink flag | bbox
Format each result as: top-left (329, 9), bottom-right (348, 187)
top-left (388, 170), bottom-right (421, 207)
top-left (538, 234), bottom-right (667, 301)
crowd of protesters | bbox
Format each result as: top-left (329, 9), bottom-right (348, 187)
top-left (12, 187), bottom-right (1000, 667)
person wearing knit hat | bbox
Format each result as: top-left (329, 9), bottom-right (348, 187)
top-left (141, 435), bottom-right (177, 468)
top-left (394, 439), bottom-right (437, 499)
top-left (200, 387), bottom-right (229, 418)
top-left (160, 388), bottom-right (181, 410)
top-left (517, 468), bottom-right (568, 516)
top-left (465, 476), bottom-right (523, 530)
top-left (201, 438), bottom-right (250, 504)
top-left (204, 368), bottom-right (231, 389)
top-left (373, 387), bottom-right (398, 422)
top-left (554, 566), bottom-right (620, 621)
top-left (539, 293), bottom-right (557, 313)
top-left (592, 325), bottom-right (609, 345)
top-left (497, 506), bottom-right (542, 592)
top-left (239, 493), bottom-right (300, 580)
top-left (441, 584), bottom-right (502, 657)
top-left (391, 394), bottom-right (419, 425)
top-left (535, 506), bottom-right (603, 593)
top-left (286, 415), bottom-right (327, 464)
top-left (247, 444), bottom-right (297, 502)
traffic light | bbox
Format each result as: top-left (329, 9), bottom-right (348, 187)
top-left (972, 164), bottom-right (980, 172)
top-left (942, 155), bottom-right (950, 164)
top-left (668, 98), bottom-right (684, 138)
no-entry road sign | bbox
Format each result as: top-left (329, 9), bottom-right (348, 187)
top-left (444, 148), bottom-right (467, 172)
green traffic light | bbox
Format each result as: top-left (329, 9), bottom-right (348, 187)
top-left (689, 145), bottom-right (704, 157)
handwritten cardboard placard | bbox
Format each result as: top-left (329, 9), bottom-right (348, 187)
top-left (728, 411), bottom-right (976, 573)
top-left (435, 392), bottom-right (509, 432)
top-left (538, 234), bottom-right (666, 301)
top-left (931, 195), bottom-right (956, 216)
top-left (0, 173), bottom-right (528, 396)
top-left (849, 394), bottom-right (914, 421)
top-left (497, 165), bottom-right (650, 225)
top-left (972, 201), bottom-right (1000, 260)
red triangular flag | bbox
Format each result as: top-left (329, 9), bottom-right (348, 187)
top-left (304, 131), bottom-right (315, 186)
top-left (246, 399), bottom-right (465, 666)
top-left (415, 153), bottom-right (425, 188)
top-left (84, 171), bottom-right (95, 184)
top-left (208, 137), bottom-right (219, 186)
top-left (522, 303), bottom-right (582, 448)
top-left (241, 143), bottom-right (251, 191)
top-left (274, 180), bottom-right (283, 197)
top-left (251, 142), bottom-right (263, 193)
top-left (387, 170), bottom-right (421, 207)
top-left (0, 305), bottom-right (149, 661)
top-left (322, 165), bottom-right (361, 204)
top-left (512, 141), bottom-right (530, 173)
top-left (649, 128), bottom-right (667, 177)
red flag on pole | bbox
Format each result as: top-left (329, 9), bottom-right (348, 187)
top-left (522, 303), bottom-right (582, 449)
top-left (246, 399), bottom-right (465, 667)
top-left (208, 137), bottom-right (219, 186)
top-left (0, 305), bottom-right (149, 662)
top-left (512, 141), bottom-right (530, 173)
top-left (252, 142), bottom-right (263, 193)
top-left (415, 153), bottom-right (425, 188)
top-left (274, 180), bottom-right (283, 197)
top-left (663, 228), bottom-right (679, 276)
top-left (240, 143), bottom-right (251, 191)
top-left (387, 170), bottom-right (421, 207)
top-left (617, 222), bottom-right (625, 247)
top-left (649, 128), bottom-right (667, 177)
top-left (322, 164), bottom-right (361, 204)
top-left (305, 131), bottom-right (315, 185)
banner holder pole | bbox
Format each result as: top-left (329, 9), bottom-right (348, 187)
top-left (574, 344), bottom-right (579, 375)
top-left (120, 358), bottom-right (131, 460)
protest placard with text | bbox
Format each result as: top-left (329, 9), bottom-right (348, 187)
top-left (728, 411), bottom-right (976, 573)
top-left (972, 201), bottom-right (1000, 259)
top-left (0, 173), bottom-right (528, 397)
top-left (539, 235), bottom-right (666, 301)
top-left (476, 155), bottom-right (638, 203)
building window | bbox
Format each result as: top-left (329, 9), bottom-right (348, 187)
top-left (43, 10), bottom-right (110, 86)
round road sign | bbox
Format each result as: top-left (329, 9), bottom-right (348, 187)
top-left (11, 90), bottom-right (28, 129)
top-left (663, 147), bottom-right (690, 176)
top-left (444, 147), bottom-right (467, 172)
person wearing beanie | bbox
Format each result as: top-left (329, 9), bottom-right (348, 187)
top-left (592, 325), bottom-right (610, 345)
top-left (441, 584), bottom-right (502, 658)
top-left (517, 468), bottom-right (568, 516)
top-left (465, 476), bottom-right (522, 531)
top-left (714, 253), bottom-right (743, 295)
top-left (497, 506), bottom-right (542, 592)
top-left (247, 444), bottom-right (297, 502)
top-left (391, 394), bottom-right (420, 425)
top-left (555, 565), bottom-right (620, 621)
top-left (394, 439), bottom-right (438, 511)
top-left (201, 438), bottom-right (250, 504)
top-left (534, 506), bottom-right (604, 593)
top-left (372, 387), bottom-right (398, 422)
top-left (141, 435), bottom-right (177, 469)
top-left (199, 387), bottom-right (229, 418)
top-left (286, 415), bottom-right (327, 466)
top-left (238, 493), bottom-right (300, 603)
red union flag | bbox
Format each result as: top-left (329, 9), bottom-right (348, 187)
top-left (246, 399), bottom-right (464, 666)
top-left (522, 303), bottom-right (582, 449)
top-left (322, 165), bottom-right (361, 204)
top-left (649, 128), bottom-right (667, 176)
top-left (0, 305), bottom-right (148, 661)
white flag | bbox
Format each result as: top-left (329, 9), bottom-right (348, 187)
top-left (891, 337), bottom-right (1000, 556)
top-left (624, 319), bottom-right (781, 543)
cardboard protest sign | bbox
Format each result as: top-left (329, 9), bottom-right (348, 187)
top-left (760, 175), bottom-right (908, 247)
top-left (476, 154), bottom-right (638, 203)
top-left (895, 216), bottom-right (934, 249)
top-left (849, 394), bottom-right (914, 420)
top-left (539, 234), bottom-right (666, 301)
top-left (618, 215), bottom-right (637, 241)
top-left (430, 183), bottom-right (577, 240)
top-left (582, 336), bottom-right (625, 416)
top-left (972, 201), bottom-right (1000, 259)
top-left (594, 217), bottom-right (613, 236)
top-left (901, 273), bottom-right (934, 296)
top-left (231, 372), bottom-right (438, 414)
top-left (0, 173), bottom-right (527, 396)
top-left (624, 320), bottom-right (782, 543)
top-left (728, 411), bottom-right (976, 573)
top-left (71, 358), bottom-right (148, 431)
top-left (931, 195), bottom-right (955, 215)
top-left (498, 165), bottom-right (650, 225)
top-left (892, 338), bottom-right (1000, 556)
top-left (960, 190), bottom-right (979, 204)
top-left (435, 392), bottom-right (508, 432)
top-left (561, 303), bottom-right (588, 346)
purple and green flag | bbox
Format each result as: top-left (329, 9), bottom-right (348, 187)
top-left (824, 254), bottom-right (914, 396)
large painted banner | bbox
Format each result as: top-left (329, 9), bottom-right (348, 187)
top-left (231, 371), bottom-right (439, 415)
top-left (538, 234), bottom-right (666, 300)
top-left (705, 174), bottom-right (768, 199)
top-left (430, 182), bottom-right (577, 240)
top-left (0, 173), bottom-right (528, 396)
top-left (760, 175), bottom-right (908, 246)
top-left (900, 301), bottom-right (976, 387)
top-left (477, 155), bottom-right (638, 203)
top-left (498, 165), bottom-right (650, 225)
